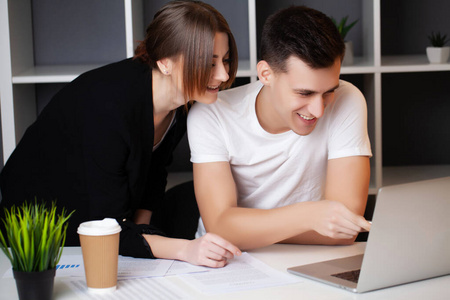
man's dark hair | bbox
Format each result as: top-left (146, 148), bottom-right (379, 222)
top-left (260, 5), bottom-right (345, 72)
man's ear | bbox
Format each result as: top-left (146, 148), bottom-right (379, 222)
top-left (156, 58), bottom-right (173, 75)
top-left (257, 60), bottom-right (273, 86)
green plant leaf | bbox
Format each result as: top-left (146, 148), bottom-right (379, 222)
top-left (0, 201), bottom-right (74, 272)
top-left (428, 31), bottom-right (449, 47)
top-left (0, 219), bottom-right (14, 263)
top-left (331, 15), bottom-right (359, 41)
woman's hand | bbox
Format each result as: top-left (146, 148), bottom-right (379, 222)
top-left (180, 233), bottom-right (241, 268)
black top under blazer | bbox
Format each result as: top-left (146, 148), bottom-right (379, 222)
top-left (0, 58), bottom-right (187, 258)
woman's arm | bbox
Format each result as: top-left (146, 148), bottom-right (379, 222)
top-left (133, 209), bottom-right (241, 267)
top-left (143, 233), bottom-right (241, 268)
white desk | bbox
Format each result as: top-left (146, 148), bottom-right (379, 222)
top-left (1, 243), bottom-right (449, 300)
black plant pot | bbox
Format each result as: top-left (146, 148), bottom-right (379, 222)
top-left (13, 268), bottom-right (56, 300)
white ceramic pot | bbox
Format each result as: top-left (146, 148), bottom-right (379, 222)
top-left (343, 41), bottom-right (354, 66)
top-left (426, 46), bottom-right (450, 64)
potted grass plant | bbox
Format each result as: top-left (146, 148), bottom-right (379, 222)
top-left (426, 31), bottom-right (450, 63)
top-left (331, 16), bottom-right (359, 66)
top-left (0, 201), bottom-right (74, 300)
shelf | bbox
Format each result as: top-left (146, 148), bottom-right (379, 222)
top-left (341, 56), bottom-right (376, 74)
top-left (12, 60), bottom-right (255, 84)
top-left (2, 0), bottom-right (450, 199)
top-left (12, 64), bottom-right (103, 84)
top-left (382, 165), bottom-right (450, 187)
top-left (341, 55), bottom-right (450, 74)
top-left (381, 55), bottom-right (450, 73)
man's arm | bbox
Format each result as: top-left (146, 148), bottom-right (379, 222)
top-left (193, 157), bottom-right (371, 250)
top-left (280, 155), bottom-right (371, 245)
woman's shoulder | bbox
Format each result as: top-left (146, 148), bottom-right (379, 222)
top-left (76, 58), bottom-right (150, 84)
top-left (67, 58), bottom-right (152, 106)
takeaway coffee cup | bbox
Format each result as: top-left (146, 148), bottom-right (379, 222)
top-left (77, 218), bottom-right (121, 293)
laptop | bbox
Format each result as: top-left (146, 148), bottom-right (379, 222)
top-left (287, 176), bottom-right (450, 293)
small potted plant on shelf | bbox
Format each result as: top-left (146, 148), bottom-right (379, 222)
top-left (426, 31), bottom-right (450, 64)
top-left (332, 16), bottom-right (359, 66)
top-left (0, 201), bottom-right (74, 300)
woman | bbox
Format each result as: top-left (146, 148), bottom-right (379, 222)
top-left (0, 1), bottom-right (240, 268)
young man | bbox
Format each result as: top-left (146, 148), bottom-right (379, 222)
top-left (187, 6), bottom-right (372, 250)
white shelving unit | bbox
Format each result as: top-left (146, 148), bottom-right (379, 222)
top-left (1, 0), bottom-right (449, 195)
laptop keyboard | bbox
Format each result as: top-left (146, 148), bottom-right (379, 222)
top-left (331, 269), bottom-right (361, 283)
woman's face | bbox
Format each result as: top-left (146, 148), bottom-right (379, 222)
top-left (192, 32), bottom-right (231, 104)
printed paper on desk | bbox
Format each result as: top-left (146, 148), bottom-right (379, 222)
top-left (56, 255), bottom-right (174, 278)
top-left (3, 254), bottom-right (217, 279)
top-left (65, 276), bottom-right (193, 300)
top-left (2, 255), bottom-right (85, 278)
top-left (166, 260), bottom-right (211, 276)
top-left (178, 252), bottom-right (301, 294)
top-left (118, 256), bottom-right (173, 278)
top-left (3, 255), bottom-right (174, 279)
top-left (55, 255), bottom-right (85, 277)
top-left (119, 256), bottom-right (212, 277)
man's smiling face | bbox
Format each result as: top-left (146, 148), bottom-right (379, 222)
top-left (260, 56), bottom-right (341, 136)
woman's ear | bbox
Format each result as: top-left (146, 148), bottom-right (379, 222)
top-left (156, 58), bottom-right (172, 75)
top-left (257, 60), bottom-right (273, 86)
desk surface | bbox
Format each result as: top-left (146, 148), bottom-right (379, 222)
top-left (1, 243), bottom-right (449, 300)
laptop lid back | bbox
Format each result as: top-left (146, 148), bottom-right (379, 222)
top-left (357, 177), bottom-right (450, 292)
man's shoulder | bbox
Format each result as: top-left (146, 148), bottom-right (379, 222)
top-left (190, 81), bottom-right (262, 116)
top-left (336, 80), bottom-right (364, 99)
top-left (219, 81), bottom-right (262, 101)
top-left (332, 80), bottom-right (366, 109)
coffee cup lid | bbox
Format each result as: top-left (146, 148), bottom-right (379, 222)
top-left (77, 218), bottom-right (121, 236)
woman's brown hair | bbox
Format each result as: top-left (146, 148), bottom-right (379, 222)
top-left (134, 0), bottom-right (238, 101)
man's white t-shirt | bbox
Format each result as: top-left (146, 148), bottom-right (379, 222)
top-left (187, 80), bottom-right (372, 236)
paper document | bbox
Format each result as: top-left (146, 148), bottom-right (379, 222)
top-left (2, 255), bottom-right (86, 278)
top-left (3, 255), bottom-right (173, 278)
top-left (178, 252), bottom-right (300, 294)
top-left (166, 260), bottom-right (210, 276)
top-left (3, 252), bottom-right (301, 296)
top-left (65, 277), bottom-right (192, 300)
top-left (55, 255), bottom-right (85, 277)
top-left (118, 256), bottom-right (173, 277)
